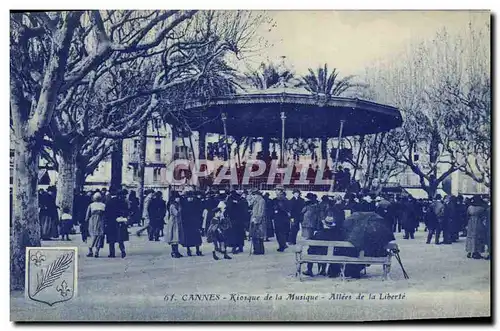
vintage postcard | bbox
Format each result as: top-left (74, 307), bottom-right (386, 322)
top-left (10, 9), bottom-right (491, 321)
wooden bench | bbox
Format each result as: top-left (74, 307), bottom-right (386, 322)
top-left (295, 240), bottom-right (399, 281)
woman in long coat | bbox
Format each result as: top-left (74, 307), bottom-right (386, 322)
top-left (466, 196), bottom-right (488, 259)
top-left (104, 190), bottom-right (129, 258)
top-left (165, 192), bottom-right (184, 258)
top-left (85, 192), bottom-right (106, 257)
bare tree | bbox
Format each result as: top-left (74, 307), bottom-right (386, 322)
top-left (10, 10), bottom-right (266, 290)
top-left (363, 37), bottom-right (460, 198)
top-left (427, 23), bottom-right (491, 188)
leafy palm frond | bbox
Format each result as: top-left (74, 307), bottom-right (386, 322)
top-left (302, 63), bottom-right (363, 97)
top-left (244, 61), bottom-right (297, 90)
top-left (33, 252), bottom-right (73, 297)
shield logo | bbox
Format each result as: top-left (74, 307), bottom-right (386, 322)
top-left (25, 247), bottom-right (78, 306)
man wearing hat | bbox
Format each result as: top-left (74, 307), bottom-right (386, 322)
top-left (273, 187), bottom-right (291, 252)
top-left (225, 190), bottom-right (246, 254)
top-left (180, 191), bottom-right (203, 256)
top-left (288, 189), bottom-right (304, 245)
top-left (148, 191), bottom-right (167, 241)
top-left (301, 193), bottom-right (319, 239)
top-left (249, 188), bottom-right (266, 255)
top-left (104, 189), bottom-right (129, 258)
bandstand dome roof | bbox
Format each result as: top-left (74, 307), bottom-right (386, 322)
top-left (176, 87), bottom-right (402, 138)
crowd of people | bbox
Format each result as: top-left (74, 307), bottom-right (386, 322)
top-left (35, 185), bottom-right (491, 273)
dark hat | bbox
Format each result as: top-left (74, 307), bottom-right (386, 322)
top-left (109, 187), bottom-right (119, 196)
top-left (321, 195), bottom-right (329, 201)
top-left (170, 191), bottom-right (180, 199)
top-left (292, 189), bottom-right (301, 194)
top-left (305, 193), bottom-right (317, 200)
top-left (250, 188), bottom-right (260, 194)
top-left (471, 195), bottom-right (484, 206)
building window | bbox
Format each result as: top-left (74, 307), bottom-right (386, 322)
top-left (132, 165), bottom-right (139, 180)
top-left (155, 140), bottom-right (161, 161)
top-left (153, 118), bottom-right (161, 130)
top-left (133, 139), bottom-right (140, 152)
top-left (175, 145), bottom-right (188, 159)
top-left (153, 168), bottom-right (161, 182)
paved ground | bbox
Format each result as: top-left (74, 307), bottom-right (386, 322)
top-left (11, 226), bottom-right (491, 321)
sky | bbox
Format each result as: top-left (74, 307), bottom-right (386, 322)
top-left (242, 10), bottom-right (490, 77)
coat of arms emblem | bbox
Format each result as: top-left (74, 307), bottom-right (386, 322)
top-left (25, 247), bottom-right (78, 306)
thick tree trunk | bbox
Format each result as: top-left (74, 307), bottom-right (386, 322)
top-left (426, 182), bottom-right (438, 199)
top-left (11, 138), bottom-right (41, 291)
top-left (56, 144), bottom-right (78, 215)
top-left (110, 140), bottom-right (123, 192)
top-left (137, 125), bottom-right (147, 216)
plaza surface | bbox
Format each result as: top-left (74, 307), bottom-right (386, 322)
top-left (11, 227), bottom-right (490, 321)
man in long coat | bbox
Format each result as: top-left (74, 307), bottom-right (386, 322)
top-left (249, 189), bottom-right (266, 255)
top-left (225, 191), bottom-right (246, 254)
top-left (263, 193), bottom-right (274, 241)
top-left (288, 189), bottom-right (305, 245)
top-left (429, 194), bottom-right (445, 244)
top-left (273, 189), bottom-right (291, 252)
top-left (301, 193), bottom-right (319, 239)
top-left (180, 192), bottom-right (203, 256)
top-left (148, 191), bottom-right (167, 241)
top-left (105, 189), bottom-right (129, 258)
top-left (401, 196), bottom-right (417, 239)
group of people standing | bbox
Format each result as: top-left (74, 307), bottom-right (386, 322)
top-left (38, 184), bottom-right (491, 265)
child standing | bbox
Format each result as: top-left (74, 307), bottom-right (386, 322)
top-left (60, 207), bottom-right (73, 241)
top-left (206, 207), bottom-right (232, 261)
